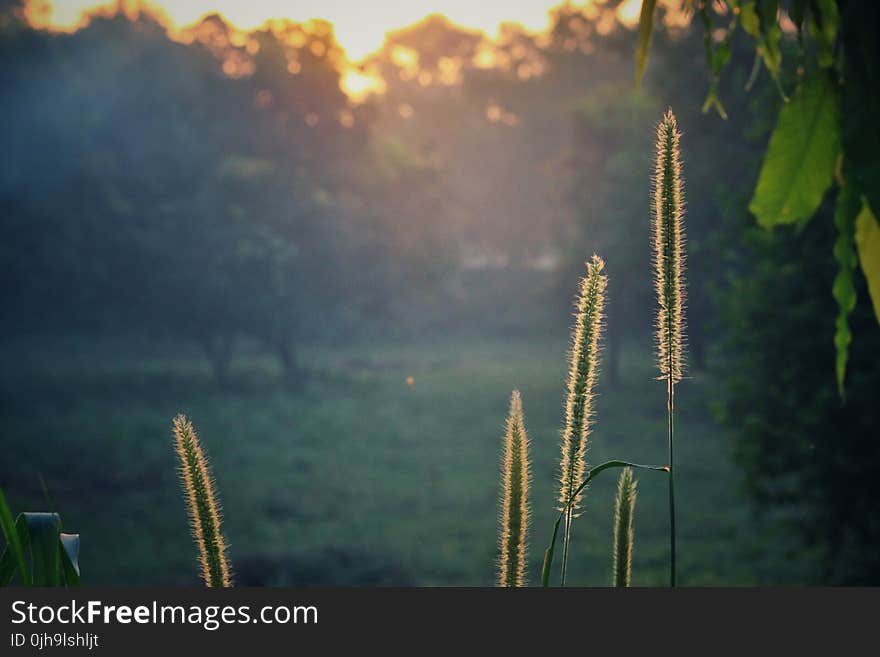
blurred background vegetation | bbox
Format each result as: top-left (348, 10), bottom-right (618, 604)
top-left (1, 0), bottom-right (878, 585)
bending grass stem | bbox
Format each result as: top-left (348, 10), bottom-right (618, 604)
top-left (541, 460), bottom-right (669, 587)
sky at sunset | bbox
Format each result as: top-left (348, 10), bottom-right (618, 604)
top-left (30, 0), bottom-right (644, 61)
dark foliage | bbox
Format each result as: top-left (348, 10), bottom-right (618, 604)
top-left (717, 213), bottom-right (880, 584)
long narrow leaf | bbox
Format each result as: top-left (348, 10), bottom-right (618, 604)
top-left (540, 513), bottom-right (563, 587)
top-left (23, 513), bottom-right (62, 586)
top-left (0, 519), bottom-right (32, 586)
top-left (832, 182), bottom-right (861, 397)
top-left (0, 488), bottom-right (30, 586)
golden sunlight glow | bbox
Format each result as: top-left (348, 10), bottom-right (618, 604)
top-left (30, 0), bottom-right (566, 61)
top-left (616, 0), bottom-right (643, 27)
top-left (28, 1), bottom-right (689, 102)
top-left (390, 45), bottom-right (419, 71)
top-left (472, 44), bottom-right (499, 69)
top-left (341, 68), bottom-right (387, 103)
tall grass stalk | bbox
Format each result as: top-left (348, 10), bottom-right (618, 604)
top-left (173, 414), bottom-right (232, 587)
top-left (611, 467), bottom-right (638, 587)
top-left (557, 254), bottom-right (606, 586)
top-left (497, 390), bottom-right (531, 587)
top-left (652, 109), bottom-right (686, 587)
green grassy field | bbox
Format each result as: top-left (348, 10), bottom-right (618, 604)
top-left (0, 335), bottom-right (813, 586)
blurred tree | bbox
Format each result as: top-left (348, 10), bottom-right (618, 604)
top-left (0, 8), bottom-right (382, 383)
top-left (565, 7), bottom-right (763, 380)
top-left (626, 0), bottom-right (880, 583)
top-left (637, 0), bottom-right (880, 397)
top-left (717, 209), bottom-right (880, 584)
top-left (570, 84), bottom-right (658, 384)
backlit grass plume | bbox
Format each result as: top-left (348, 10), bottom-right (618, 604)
top-left (557, 254), bottom-right (607, 586)
top-left (653, 109), bottom-right (686, 384)
top-left (611, 467), bottom-right (638, 587)
top-left (497, 390), bottom-right (531, 587)
top-left (173, 414), bottom-right (232, 588)
top-left (652, 109), bottom-right (686, 587)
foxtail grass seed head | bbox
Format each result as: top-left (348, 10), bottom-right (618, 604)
top-left (173, 414), bottom-right (232, 588)
top-left (612, 467), bottom-right (638, 587)
top-left (652, 109), bottom-right (687, 384)
top-left (558, 255), bottom-right (607, 514)
top-left (498, 390), bottom-right (531, 587)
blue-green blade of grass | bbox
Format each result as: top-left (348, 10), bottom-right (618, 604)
top-left (0, 488), bottom-right (31, 586)
top-left (60, 534), bottom-right (81, 585)
top-left (0, 519), bottom-right (32, 586)
top-left (540, 514), bottom-right (563, 587)
top-left (23, 513), bottom-right (62, 586)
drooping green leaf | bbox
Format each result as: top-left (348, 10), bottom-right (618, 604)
top-left (23, 513), bottom-right (62, 586)
top-left (1, 493), bottom-right (79, 588)
top-left (832, 183), bottom-right (861, 398)
top-left (749, 75), bottom-right (840, 227)
top-left (0, 489), bottom-right (31, 586)
top-left (60, 533), bottom-right (81, 586)
top-left (635, 0), bottom-right (657, 88)
top-left (855, 201), bottom-right (880, 325)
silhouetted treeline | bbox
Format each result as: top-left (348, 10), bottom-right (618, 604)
top-left (1, 8), bottom-right (365, 379)
top-left (1, 3), bottom-right (750, 379)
